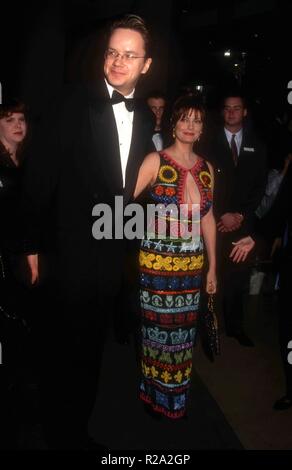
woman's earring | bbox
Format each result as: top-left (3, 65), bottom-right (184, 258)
top-left (172, 128), bottom-right (176, 139)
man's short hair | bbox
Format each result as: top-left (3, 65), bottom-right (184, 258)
top-left (108, 14), bottom-right (152, 58)
top-left (222, 91), bottom-right (247, 109)
top-left (147, 90), bottom-right (167, 102)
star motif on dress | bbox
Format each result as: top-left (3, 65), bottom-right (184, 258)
top-left (180, 243), bottom-right (188, 253)
top-left (154, 240), bottom-right (163, 251)
top-left (167, 242), bottom-right (176, 253)
top-left (180, 242), bottom-right (187, 253)
top-left (143, 238), bottom-right (151, 249)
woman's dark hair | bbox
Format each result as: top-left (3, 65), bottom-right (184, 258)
top-left (107, 14), bottom-right (152, 57)
top-left (0, 99), bottom-right (27, 120)
top-left (171, 94), bottom-right (205, 127)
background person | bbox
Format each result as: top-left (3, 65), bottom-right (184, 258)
top-left (0, 99), bottom-right (29, 328)
top-left (0, 99), bottom-right (30, 449)
top-left (147, 90), bottom-right (170, 151)
top-left (208, 92), bottom-right (267, 347)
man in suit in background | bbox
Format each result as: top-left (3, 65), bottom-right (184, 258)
top-left (146, 90), bottom-right (167, 151)
top-left (270, 165), bottom-right (292, 410)
top-left (22, 14), bottom-right (153, 449)
top-left (209, 92), bottom-right (266, 347)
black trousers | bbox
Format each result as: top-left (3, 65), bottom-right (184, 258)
top-left (33, 280), bottom-right (112, 449)
top-left (278, 256), bottom-right (292, 397)
top-left (217, 233), bottom-right (252, 335)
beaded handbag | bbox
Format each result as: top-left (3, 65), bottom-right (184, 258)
top-left (199, 293), bottom-right (220, 362)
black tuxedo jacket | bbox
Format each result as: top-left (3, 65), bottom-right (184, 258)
top-left (208, 127), bottom-right (267, 237)
top-left (21, 80), bottom-right (154, 296)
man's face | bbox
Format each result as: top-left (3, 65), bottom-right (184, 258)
top-left (223, 97), bottom-right (247, 129)
top-left (104, 28), bottom-right (152, 96)
top-left (147, 97), bottom-right (165, 121)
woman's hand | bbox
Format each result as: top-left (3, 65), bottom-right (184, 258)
top-left (206, 269), bottom-right (217, 294)
top-left (230, 236), bottom-right (255, 263)
top-left (26, 254), bottom-right (39, 285)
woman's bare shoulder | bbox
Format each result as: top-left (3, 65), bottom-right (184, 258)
top-left (141, 151), bottom-right (160, 168)
top-left (144, 151), bottom-right (160, 162)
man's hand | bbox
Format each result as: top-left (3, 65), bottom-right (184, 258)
top-left (230, 236), bottom-right (255, 263)
top-left (217, 212), bottom-right (243, 232)
top-left (26, 254), bottom-right (39, 285)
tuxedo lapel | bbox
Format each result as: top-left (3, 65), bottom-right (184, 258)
top-left (239, 130), bottom-right (246, 159)
top-left (124, 107), bottom-right (147, 203)
top-left (88, 82), bottom-right (123, 196)
top-left (238, 129), bottom-right (254, 165)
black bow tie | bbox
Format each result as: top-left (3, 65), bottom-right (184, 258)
top-left (110, 90), bottom-right (135, 112)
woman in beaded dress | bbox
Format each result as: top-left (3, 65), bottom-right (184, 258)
top-left (133, 95), bottom-right (217, 419)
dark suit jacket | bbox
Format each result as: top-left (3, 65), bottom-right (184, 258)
top-left (21, 80), bottom-right (154, 297)
top-left (268, 165), bottom-right (292, 249)
top-left (208, 127), bottom-right (267, 238)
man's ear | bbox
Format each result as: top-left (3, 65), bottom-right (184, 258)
top-left (141, 57), bottom-right (152, 75)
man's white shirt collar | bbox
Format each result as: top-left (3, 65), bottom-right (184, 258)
top-left (224, 127), bottom-right (243, 155)
top-left (104, 79), bottom-right (135, 99)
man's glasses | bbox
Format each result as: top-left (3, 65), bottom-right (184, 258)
top-left (105, 49), bottom-right (145, 64)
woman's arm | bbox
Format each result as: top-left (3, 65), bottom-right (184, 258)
top-left (133, 152), bottom-right (160, 199)
top-left (201, 162), bottom-right (217, 293)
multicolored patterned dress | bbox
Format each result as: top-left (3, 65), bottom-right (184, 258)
top-left (139, 151), bottom-right (213, 418)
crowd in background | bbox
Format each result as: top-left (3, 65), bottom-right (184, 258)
top-left (1, 13), bottom-right (292, 449)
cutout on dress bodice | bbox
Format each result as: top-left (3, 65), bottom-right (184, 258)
top-left (182, 171), bottom-right (201, 210)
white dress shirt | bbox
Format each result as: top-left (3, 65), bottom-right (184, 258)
top-left (224, 128), bottom-right (243, 156)
top-left (152, 132), bottom-right (163, 151)
top-left (105, 79), bottom-right (134, 187)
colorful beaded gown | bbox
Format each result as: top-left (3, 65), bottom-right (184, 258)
top-left (139, 151), bottom-right (213, 418)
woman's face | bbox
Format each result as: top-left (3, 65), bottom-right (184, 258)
top-left (0, 112), bottom-right (27, 148)
top-left (174, 109), bottom-right (203, 144)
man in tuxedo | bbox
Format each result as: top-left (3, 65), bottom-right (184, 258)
top-left (22, 14), bottom-right (153, 449)
top-left (209, 93), bottom-right (266, 347)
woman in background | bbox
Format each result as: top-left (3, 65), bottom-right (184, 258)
top-left (0, 99), bottom-right (29, 449)
top-left (0, 99), bottom-right (28, 310)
